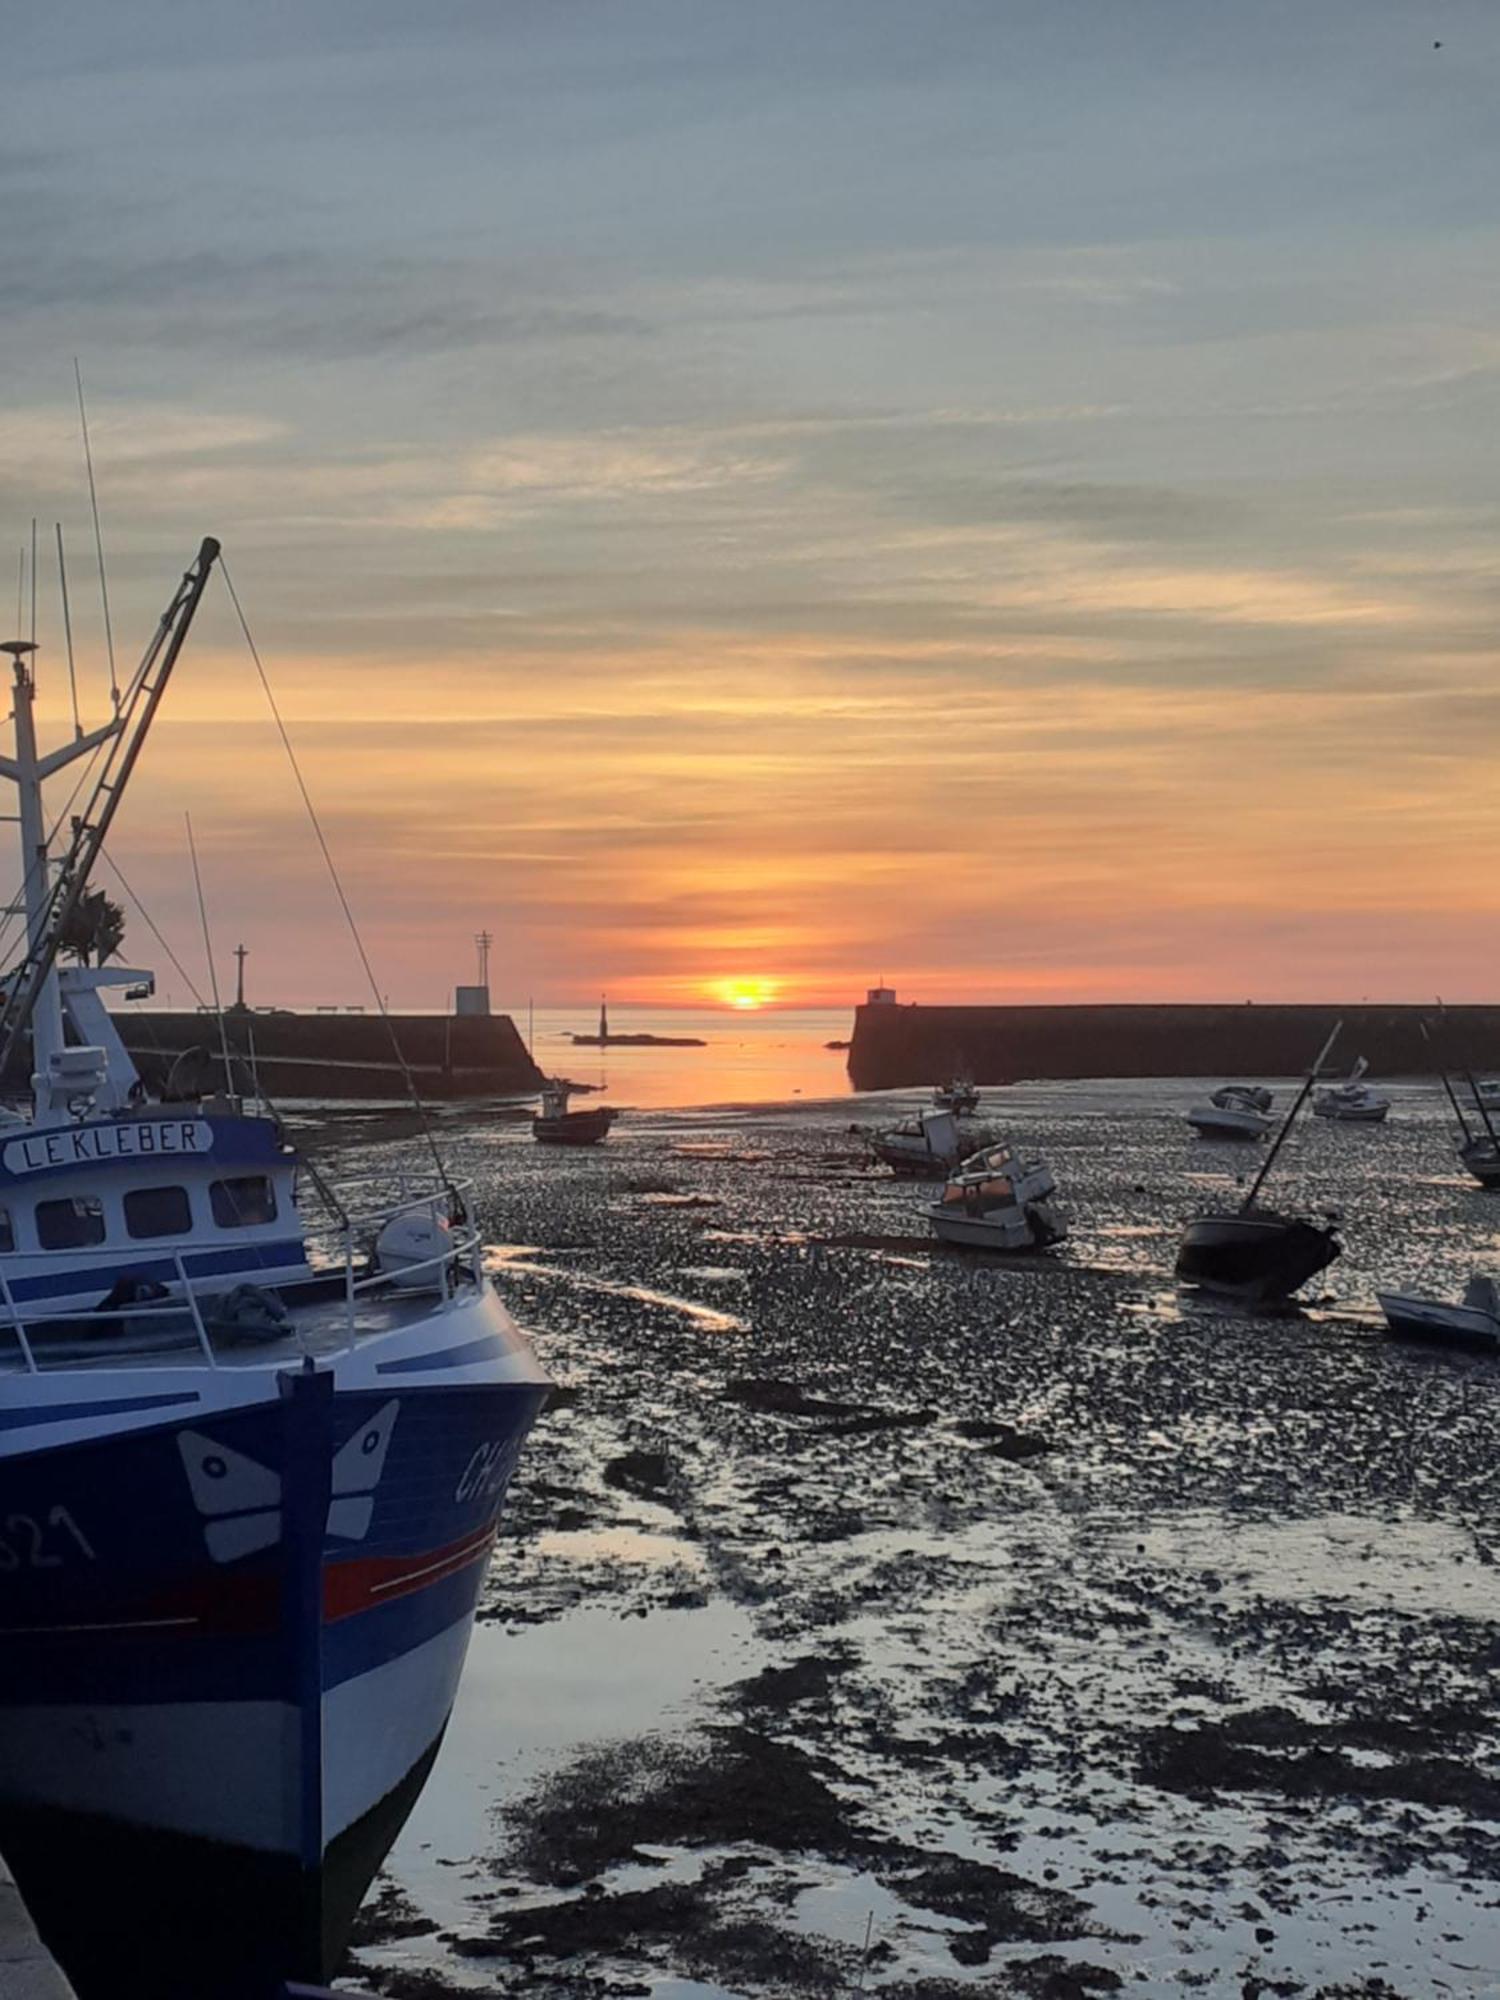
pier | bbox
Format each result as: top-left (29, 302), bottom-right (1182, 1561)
top-left (847, 1000), bottom-right (1500, 1090)
top-left (0, 1855), bottom-right (74, 2000)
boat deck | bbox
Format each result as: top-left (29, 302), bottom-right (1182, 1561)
top-left (0, 1284), bottom-right (457, 1376)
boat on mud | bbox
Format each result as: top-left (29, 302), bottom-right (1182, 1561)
top-left (532, 1080), bottom-right (617, 1146)
top-left (869, 1107), bottom-right (966, 1176)
top-left (1378, 1275), bottom-right (1500, 1355)
top-left (1176, 1024), bottom-right (1343, 1303)
top-left (1313, 1058), bottom-right (1391, 1123)
top-left (924, 1141), bottom-right (1066, 1251)
top-left (931, 1077), bottom-right (981, 1116)
top-left (1185, 1084), bottom-right (1275, 1141)
top-left (0, 544), bottom-right (548, 2000)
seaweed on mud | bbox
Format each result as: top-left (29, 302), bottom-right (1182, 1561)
top-left (602, 1450), bottom-right (675, 1499)
top-left (461, 1881), bottom-right (854, 1994)
top-left (723, 1377), bottom-right (866, 1418)
top-left (876, 1850), bottom-right (1097, 1957)
top-left (345, 1878), bottom-right (439, 1947)
top-left (1138, 1709), bottom-right (1500, 1817)
top-left (728, 1647), bottom-right (858, 1714)
top-left (502, 1727), bottom-right (861, 1884)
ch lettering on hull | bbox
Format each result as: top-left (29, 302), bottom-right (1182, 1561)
top-left (2, 1121), bottom-right (213, 1177)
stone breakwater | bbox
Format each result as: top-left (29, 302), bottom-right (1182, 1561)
top-left (847, 1001), bottom-right (1500, 1089)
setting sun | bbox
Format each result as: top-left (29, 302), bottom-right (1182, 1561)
top-left (714, 976), bottom-right (780, 1011)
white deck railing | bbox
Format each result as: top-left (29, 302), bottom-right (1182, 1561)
top-left (0, 1181), bottom-right (485, 1374)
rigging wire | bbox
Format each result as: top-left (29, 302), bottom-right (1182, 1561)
top-left (74, 359), bottom-right (119, 709)
top-left (56, 524), bottom-right (82, 738)
top-left (218, 558), bottom-right (453, 1199)
top-left (184, 811), bottom-right (235, 1098)
top-left (98, 850), bottom-right (207, 1006)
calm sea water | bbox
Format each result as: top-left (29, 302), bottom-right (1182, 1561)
top-left (495, 1004), bottom-right (857, 1110)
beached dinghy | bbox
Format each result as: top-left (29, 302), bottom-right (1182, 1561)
top-left (925, 1141), bottom-right (1066, 1251)
top-left (931, 1077), bottom-right (981, 1116)
top-left (1176, 1024), bottom-right (1343, 1303)
top-left (0, 545), bottom-right (549, 1999)
top-left (1378, 1275), bottom-right (1500, 1355)
top-left (1185, 1085), bottom-right (1275, 1141)
top-left (1313, 1058), bottom-right (1391, 1123)
top-left (532, 1080), bottom-right (616, 1146)
top-left (870, 1107), bottom-right (965, 1176)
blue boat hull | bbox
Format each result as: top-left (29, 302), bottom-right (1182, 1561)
top-left (0, 1366), bottom-right (547, 1996)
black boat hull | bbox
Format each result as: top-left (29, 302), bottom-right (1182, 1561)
top-left (1175, 1210), bottom-right (1341, 1302)
top-left (533, 1107), bottom-right (616, 1145)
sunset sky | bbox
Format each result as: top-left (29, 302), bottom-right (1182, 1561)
top-left (4, 1), bottom-right (1500, 1011)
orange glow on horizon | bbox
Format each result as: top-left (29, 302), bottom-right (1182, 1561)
top-left (713, 976), bottom-right (780, 1011)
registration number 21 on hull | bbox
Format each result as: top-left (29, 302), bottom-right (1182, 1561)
top-left (0, 1507), bottom-right (96, 1572)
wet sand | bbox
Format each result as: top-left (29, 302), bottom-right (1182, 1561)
top-left (335, 1080), bottom-right (1499, 1999)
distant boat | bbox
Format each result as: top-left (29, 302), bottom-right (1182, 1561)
top-left (1421, 1023), bottom-right (1500, 1188)
top-left (869, 1107), bottom-right (965, 1176)
top-left (1313, 1057), bottom-right (1390, 1123)
top-left (924, 1141), bottom-right (1066, 1251)
top-left (1185, 1084), bottom-right (1275, 1141)
top-left (1176, 1023), bottom-right (1343, 1302)
top-left (931, 1077), bottom-right (981, 1116)
top-left (532, 1080), bottom-right (617, 1146)
top-left (1379, 1274), bottom-right (1500, 1355)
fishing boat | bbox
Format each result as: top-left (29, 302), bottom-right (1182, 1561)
top-left (532, 1079), bottom-right (616, 1146)
top-left (869, 1107), bottom-right (965, 1176)
top-left (1176, 1024), bottom-right (1343, 1302)
top-left (0, 543), bottom-right (549, 1999)
top-left (1378, 1275), bottom-right (1500, 1355)
top-left (1313, 1057), bottom-right (1391, 1123)
top-left (1185, 1084), bottom-right (1275, 1141)
top-left (924, 1141), bottom-right (1066, 1251)
top-left (931, 1077), bottom-right (981, 1116)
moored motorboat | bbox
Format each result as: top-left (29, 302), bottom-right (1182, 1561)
top-left (931, 1076), bottom-right (981, 1116)
top-left (924, 1141), bottom-right (1066, 1251)
top-left (1175, 1023), bottom-right (1343, 1303)
top-left (1378, 1275), bottom-right (1500, 1355)
top-left (1185, 1084), bottom-right (1275, 1141)
top-left (1313, 1058), bottom-right (1390, 1123)
top-left (869, 1107), bottom-right (965, 1176)
top-left (0, 545), bottom-right (549, 1998)
top-left (532, 1080), bottom-right (616, 1146)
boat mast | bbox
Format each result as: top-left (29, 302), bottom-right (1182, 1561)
top-left (0, 537), bottom-right (221, 1103)
top-left (0, 640), bottom-right (123, 1091)
top-left (1240, 1019), bottom-right (1342, 1214)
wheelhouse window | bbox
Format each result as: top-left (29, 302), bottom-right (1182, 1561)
top-left (0, 1208), bottom-right (12, 1254)
top-left (211, 1176), bottom-right (278, 1228)
top-left (124, 1185), bottom-right (193, 1240)
top-left (36, 1196), bottom-right (106, 1250)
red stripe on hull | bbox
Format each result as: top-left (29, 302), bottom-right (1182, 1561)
top-left (322, 1525), bottom-right (495, 1622)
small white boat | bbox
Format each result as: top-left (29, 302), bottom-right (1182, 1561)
top-left (1378, 1275), bottom-right (1500, 1355)
top-left (931, 1077), bottom-right (981, 1116)
top-left (1185, 1085), bottom-right (1275, 1141)
top-left (870, 1107), bottom-right (964, 1176)
top-left (1313, 1058), bottom-right (1391, 1123)
top-left (925, 1141), bottom-right (1067, 1251)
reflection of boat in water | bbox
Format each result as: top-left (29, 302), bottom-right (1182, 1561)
top-left (869, 1108), bottom-right (965, 1176)
top-left (1379, 1275), bottom-right (1500, 1355)
top-left (532, 1080), bottom-right (617, 1146)
top-left (0, 545), bottom-right (549, 1997)
top-left (1313, 1058), bottom-right (1390, 1123)
top-left (1185, 1084), bottom-right (1275, 1141)
top-left (924, 1141), bottom-right (1066, 1250)
top-left (931, 1077), bottom-right (981, 1116)
top-left (1176, 1024), bottom-right (1343, 1303)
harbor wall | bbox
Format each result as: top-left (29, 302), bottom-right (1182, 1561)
top-left (45, 1008), bottom-right (546, 1101)
top-left (846, 1002), bottom-right (1500, 1089)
